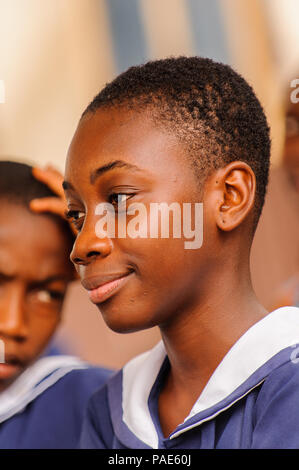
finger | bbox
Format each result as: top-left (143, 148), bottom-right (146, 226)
top-left (32, 167), bottom-right (65, 197)
top-left (33, 164), bottom-right (63, 180)
top-left (30, 197), bottom-right (66, 218)
top-left (30, 198), bottom-right (79, 236)
top-left (32, 166), bottom-right (65, 197)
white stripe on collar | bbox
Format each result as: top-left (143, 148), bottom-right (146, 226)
top-left (122, 341), bottom-right (166, 449)
top-left (122, 306), bottom-right (299, 448)
top-left (0, 355), bottom-right (88, 423)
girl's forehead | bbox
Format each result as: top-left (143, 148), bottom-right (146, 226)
top-left (66, 108), bottom-right (190, 183)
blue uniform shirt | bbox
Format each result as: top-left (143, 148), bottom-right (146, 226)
top-left (80, 306), bottom-right (299, 449)
top-left (0, 355), bottom-right (112, 448)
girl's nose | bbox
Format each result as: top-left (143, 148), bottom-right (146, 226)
top-left (70, 225), bottom-right (112, 266)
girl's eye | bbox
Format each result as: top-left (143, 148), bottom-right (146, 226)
top-left (108, 193), bottom-right (133, 207)
top-left (66, 210), bottom-right (85, 220)
top-left (65, 210), bottom-right (85, 230)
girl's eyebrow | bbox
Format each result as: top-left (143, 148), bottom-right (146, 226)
top-left (90, 160), bottom-right (142, 184)
top-left (62, 160), bottom-right (144, 191)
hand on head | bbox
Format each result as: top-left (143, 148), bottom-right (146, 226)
top-left (30, 165), bottom-right (78, 280)
top-left (30, 165), bottom-right (78, 236)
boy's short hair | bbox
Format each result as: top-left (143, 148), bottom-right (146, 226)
top-left (83, 56), bottom-right (271, 229)
top-left (0, 160), bottom-right (54, 204)
top-left (0, 160), bottom-right (73, 239)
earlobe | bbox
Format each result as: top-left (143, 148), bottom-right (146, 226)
top-left (216, 162), bottom-right (256, 232)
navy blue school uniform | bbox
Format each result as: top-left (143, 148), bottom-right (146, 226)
top-left (80, 306), bottom-right (299, 449)
top-left (0, 355), bottom-right (112, 448)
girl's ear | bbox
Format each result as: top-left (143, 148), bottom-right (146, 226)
top-left (213, 161), bottom-right (256, 232)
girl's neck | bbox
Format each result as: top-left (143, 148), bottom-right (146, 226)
top-left (159, 271), bottom-right (268, 400)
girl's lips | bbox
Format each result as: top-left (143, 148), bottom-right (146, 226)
top-left (0, 362), bottom-right (22, 380)
top-left (87, 272), bottom-right (133, 304)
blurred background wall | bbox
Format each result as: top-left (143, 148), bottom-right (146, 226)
top-left (0, 0), bottom-right (298, 369)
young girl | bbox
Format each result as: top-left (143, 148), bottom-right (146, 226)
top-left (44, 57), bottom-right (299, 448)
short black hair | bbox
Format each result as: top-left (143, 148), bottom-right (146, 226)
top-left (83, 56), bottom-right (271, 229)
top-left (0, 160), bottom-right (56, 203)
top-left (0, 160), bottom-right (73, 241)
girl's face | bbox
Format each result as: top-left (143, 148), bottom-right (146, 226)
top-left (64, 107), bottom-right (218, 334)
top-left (0, 203), bottom-right (73, 391)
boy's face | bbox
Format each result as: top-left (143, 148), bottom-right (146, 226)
top-left (65, 107), bottom-right (219, 333)
top-left (0, 202), bottom-right (73, 391)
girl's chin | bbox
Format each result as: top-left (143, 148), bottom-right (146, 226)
top-left (99, 307), bottom-right (157, 335)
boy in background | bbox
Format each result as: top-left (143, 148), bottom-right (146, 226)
top-left (0, 160), bottom-right (112, 449)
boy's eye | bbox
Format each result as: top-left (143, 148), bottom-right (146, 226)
top-left (35, 289), bottom-right (65, 304)
top-left (0, 273), bottom-right (9, 285)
